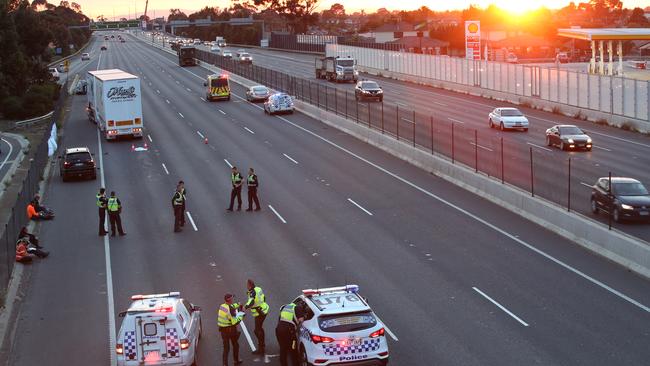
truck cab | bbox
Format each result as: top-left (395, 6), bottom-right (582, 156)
top-left (204, 74), bottom-right (230, 101)
top-left (178, 46), bottom-right (196, 67)
top-left (315, 56), bottom-right (358, 83)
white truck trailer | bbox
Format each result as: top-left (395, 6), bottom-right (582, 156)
top-left (87, 69), bottom-right (143, 140)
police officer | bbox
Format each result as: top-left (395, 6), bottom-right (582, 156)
top-left (244, 279), bottom-right (269, 355)
top-left (172, 185), bottom-right (184, 232)
top-left (178, 181), bottom-right (186, 227)
top-left (276, 302), bottom-right (304, 366)
top-left (107, 191), bottom-right (126, 237)
top-left (227, 166), bottom-right (243, 212)
top-left (218, 293), bottom-right (244, 366)
top-left (246, 168), bottom-right (261, 212)
top-left (97, 188), bottom-right (108, 236)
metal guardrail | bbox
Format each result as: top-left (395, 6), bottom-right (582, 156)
top-left (12, 111), bottom-right (54, 129)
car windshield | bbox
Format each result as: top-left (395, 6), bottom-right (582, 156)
top-left (318, 311), bottom-right (377, 333)
top-left (559, 126), bottom-right (583, 135)
top-left (240, 53), bottom-right (250, 57)
top-left (362, 82), bottom-right (379, 89)
top-left (501, 109), bottom-right (523, 117)
top-left (337, 59), bottom-right (354, 67)
top-left (66, 152), bottom-right (91, 163)
top-left (211, 78), bottom-right (228, 88)
top-left (613, 182), bottom-right (649, 196)
top-left (253, 87), bottom-right (268, 94)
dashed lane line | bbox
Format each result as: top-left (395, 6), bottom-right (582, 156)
top-left (473, 287), bottom-right (529, 327)
top-left (244, 127), bottom-right (255, 134)
top-left (527, 142), bottom-right (553, 152)
top-left (162, 163), bottom-right (169, 175)
top-left (347, 198), bottom-right (373, 216)
top-left (179, 112), bottom-right (184, 119)
top-left (196, 131), bottom-right (205, 139)
top-left (283, 153), bottom-right (299, 164)
top-left (448, 117), bottom-right (465, 124)
top-left (147, 134), bottom-right (152, 143)
top-left (268, 205), bottom-right (287, 224)
top-left (224, 159), bottom-right (233, 168)
top-left (186, 211), bottom-right (198, 231)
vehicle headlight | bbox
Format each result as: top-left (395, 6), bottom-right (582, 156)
top-left (567, 138), bottom-right (574, 143)
top-left (587, 138), bottom-right (592, 143)
top-left (353, 70), bottom-right (359, 75)
top-left (336, 71), bottom-right (343, 75)
top-left (621, 204), bottom-right (634, 210)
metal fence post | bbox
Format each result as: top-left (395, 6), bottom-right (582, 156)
top-left (500, 137), bottom-right (504, 184)
top-left (317, 83), bottom-right (319, 107)
top-left (345, 90), bottom-right (348, 117)
top-left (474, 130), bottom-right (478, 172)
top-left (368, 103), bottom-right (371, 128)
top-left (608, 172), bottom-right (612, 230)
top-left (412, 111), bottom-right (416, 147)
top-left (530, 147), bottom-right (534, 197)
top-left (309, 81), bottom-right (312, 103)
top-left (356, 99), bottom-right (359, 123)
top-left (396, 105), bottom-right (400, 140)
top-left (325, 86), bottom-right (328, 111)
top-left (430, 116), bottom-right (434, 154)
top-left (381, 102), bottom-right (384, 133)
top-left (451, 123), bottom-right (455, 163)
top-left (335, 88), bottom-right (338, 115)
top-left (567, 157), bottom-right (572, 212)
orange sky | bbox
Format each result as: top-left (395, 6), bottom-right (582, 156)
top-left (77, 0), bottom-right (649, 20)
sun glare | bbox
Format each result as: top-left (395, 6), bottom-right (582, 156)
top-left (491, 0), bottom-right (541, 14)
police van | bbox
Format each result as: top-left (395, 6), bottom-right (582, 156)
top-left (203, 73), bottom-right (230, 101)
top-left (294, 285), bottom-right (390, 366)
top-left (116, 292), bottom-right (202, 366)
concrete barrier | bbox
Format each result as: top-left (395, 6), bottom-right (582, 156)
top-left (138, 31), bottom-right (650, 279)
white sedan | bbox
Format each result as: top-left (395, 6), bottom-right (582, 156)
top-left (488, 107), bottom-right (529, 131)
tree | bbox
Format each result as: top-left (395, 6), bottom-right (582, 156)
top-left (627, 7), bottom-right (649, 26)
top-left (59, 0), bottom-right (68, 8)
top-left (168, 8), bottom-right (188, 21)
top-left (241, 0), bottom-right (320, 33)
top-left (70, 2), bottom-right (80, 12)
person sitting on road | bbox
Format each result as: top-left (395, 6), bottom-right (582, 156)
top-left (16, 237), bottom-right (48, 261)
top-left (19, 226), bottom-right (43, 249)
top-left (27, 202), bottom-right (40, 220)
top-left (32, 194), bottom-right (44, 212)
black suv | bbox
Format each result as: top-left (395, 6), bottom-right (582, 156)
top-left (355, 80), bottom-right (383, 102)
top-left (591, 177), bottom-right (650, 222)
top-left (60, 147), bottom-right (96, 181)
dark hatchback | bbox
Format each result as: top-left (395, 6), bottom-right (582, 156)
top-left (591, 177), bottom-right (650, 222)
top-left (60, 147), bottom-right (96, 181)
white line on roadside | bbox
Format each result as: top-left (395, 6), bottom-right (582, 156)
top-left (433, 101), bottom-right (448, 107)
top-left (283, 153), bottom-right (299, 164)
top-left (186, 211), bottom-right (198, 231)
top-left (470, 142), bottom-right (493, 152)
top-left (156, 89), bottom-right (160, 94)
top-left (175, 80), bottom-right (180, 84)
top-left (96, 130), bottom-right (117, 366)
top-left (0, 138), bottom-right (14, 173)
top-left (268, 205), bottom-right (287, 224)
top-left (347, 198), bottom-right (373, 216)
top-left (580, 182), bottom-right (593, 188)
top-left (219, 110), bottom-right (226, 115)
top-left (374, 315), bottom-right (399, 341)
top-left (224, 159), bottom-right (233, 168)
top-left (239, 320), bottom-right (257, 352)
top-left (473, 287), bottom-right (529, 327)
top-left (162, 163), bottom-right (169, 175)
top-left (401, 118), bottom-right (414, 124)
top-left (186, 88), bottom-right (191, 92)
top-left (593, 145), bottom-right (612, 152)
top-left (165, 99), bottom-right (170, 104)
top-left (200, 97), bottom-right (206, 102)
top-left (244, 127), bottom-right (255, 134)
top-left (178, 112), bottom-right (184, 119)
top-left (196, 131), bottom-right (205, 139)
top-left (448, 117), bottom-right (465, 124)
top-left (396, 102), bottom-right (409, 107)
top-left (526, 142), bottom-right (553, 152)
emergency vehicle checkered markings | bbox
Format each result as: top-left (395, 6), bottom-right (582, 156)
top-left (166, 328), bottom-right (180, 357)
top-left (322, 339), bottom-right (381, 356)
top-left (124, 330), bottom-right (137, 359)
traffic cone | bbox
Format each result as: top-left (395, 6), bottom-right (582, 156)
top-left (131, 144), bottom-right (135, 151)
top-left (204, 137), bottom-right (208, 144)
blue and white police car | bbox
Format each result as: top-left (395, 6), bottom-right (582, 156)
top-left (116, 292), bottom-right (202, 366)
top-left (294, 285), bottom-right (390, 366)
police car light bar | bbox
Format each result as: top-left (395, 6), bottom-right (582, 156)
top-left (302, 285), bottom-right (359, 297)
top-left (131, 292), bottom-right (181, 301)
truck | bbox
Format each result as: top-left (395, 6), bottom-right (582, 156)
top-left (215, 36), bottom-right (226, 47)
top-left (315, 56), bottom-right (358, 83)
top-left (86, 69), bottom-right (143, 140)
top-left (178, 46), bottom-right (196, 66)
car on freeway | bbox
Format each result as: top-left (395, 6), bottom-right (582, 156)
top-left (246, 85), bottom-right (271, 102)
top-left (237, 52), bottom-right (253, 64)
top-left (111, 34), bottom-right (115, 38)
top-left (59, 147), bottom-right (96, 181)
top-left (293, 285), bottom-right (389, 366)
top-left (193, 38), bottom-right (201, 44)
top-left (591, 177), bottom-right (650, 223)
top-left (210, 45), bottom-right (221, 53)
top-left (545, 124), bottom-right (592, 151)
top-left (222, 50), bottom-right (233, 59)
top-left (506, 52), bottom-right (518, 63)
top-left (355, 80), bottom-right (383, 102)
top-left (104, 36), bottom-right (109, 40)
top-left (48, 67), bottom-right (60, 81)
top-left (121, 38), bottom-right (126, 43)
top-left (488, 107), bottom-right (529, 131)
top-left (101, 45), bottom-right (107, 51)
top-left (81, 52), bottom-right (90, 60)
top-left (264, 93), bottom-right (294, 115)
top-left (116, 292), bottom-right (202, 366)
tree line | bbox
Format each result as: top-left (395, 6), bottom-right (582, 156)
top-left (0, 0), bottom-right (91, 119)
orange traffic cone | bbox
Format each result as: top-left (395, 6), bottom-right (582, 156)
top-left (204, 137), bottom-right (208, 144)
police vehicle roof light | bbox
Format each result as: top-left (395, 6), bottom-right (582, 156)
top-left (302, 284), bottom-right (359, 297)
top-left (131, 291), bottom-right (180, 301)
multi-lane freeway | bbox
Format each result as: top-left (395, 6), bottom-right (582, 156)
top-left (5, 33), bottom-right (650, 366)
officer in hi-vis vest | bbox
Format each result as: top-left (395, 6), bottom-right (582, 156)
top-left (96, 188), bottom-right (108, 236)
top-left (246, 168), bottom-right (261, 211)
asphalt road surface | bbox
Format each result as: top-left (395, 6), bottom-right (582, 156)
top-left (6, 33), bottom-right (650, 366)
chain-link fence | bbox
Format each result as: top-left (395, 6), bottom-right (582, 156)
top-left (0, 81), bottom-right (68, 290)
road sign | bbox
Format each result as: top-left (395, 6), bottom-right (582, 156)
top-left (465, 21), bottom-right (481, 60)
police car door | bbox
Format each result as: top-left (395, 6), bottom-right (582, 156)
top-left (137, 316), bottom-right (168, 363)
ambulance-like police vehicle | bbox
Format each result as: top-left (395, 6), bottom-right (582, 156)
top-left (294, 285), bottom-right (389, 366)
top-left (116, 292), bottom-right (202, 366)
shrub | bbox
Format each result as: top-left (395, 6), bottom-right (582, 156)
top-left (573, 110), bottom-right (586, 120)
top-left (620, 121), bottom-right (637, 132)
top-left (1, 96), bottom-right (24, 119)
top-left (552, 106), bottom-right (561, 115)
top-left (594, 118), bottom-right (608, 126)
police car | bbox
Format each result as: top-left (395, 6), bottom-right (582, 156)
top-left (116, 292), bottom-right (202, 366)
top-left (294, 285), bottom-right (389, 366)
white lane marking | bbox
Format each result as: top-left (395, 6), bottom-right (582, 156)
top-left (0, 137), bottom-right (14, 172)
top-left (147, 134), bottom-right (152, 142)
top-left (186, 88), bottom-right (191, 92)
top-left (401, 118), bottom-right (414, 124)
top-left (239, 320), bottom-right (257, 352)
top-left (593, 145), bottom-right (612, 152)
top-left (396, 102), bottom-right (409, 107)
top-left (244, 127), bottom-right (255, 134)
top-left (347, 198), bottom-right (373, 216)
top-left (156, 89), bottom-right (160, 94)
top-left (374, 315), bottom-right (399, 341)
top-left (162, 163), bottom-right (169, 175)
top-left (178, 112), bottom-right (184, 119)
top-left (196, 131), bottom-right (205, 139)
top-left (219, 110), bottom-right (226, 115)
top-left (186, 211), bottom-right (198, 231)
top-left (580, 182), bottom-right (593, 188)
top-left (200, 97), bottom-right (206, 102)
top-left (264, 106), bottom-right (650, 314)
top-left (165, 99), bottom-right (170, 104)
top-left (268, 205), bottom-right (287, 224)
top-left (433, 101), bottom-right (448, 107)
top-left (96, 129), bottom-right (117, 366)
top-left (470, 142), bottom-right (493, 152)
top-left (448, 117), bottom-right (465, 124)
top-left (283, 153), bottom-right (299, 164)
top-left (473, 287), bottom-right (529, 327)
top-left (527, 142), bottom-right (553, 152)
top-left (224, 159), bottom-right (233, 168)
top-left (175, 80), bottom-right (180, 84)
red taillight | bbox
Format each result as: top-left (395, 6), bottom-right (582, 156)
top-left (154, 306), bottom-right (173, 313)
top-left (64, 162), bottom-right (71, 167)
top-left (310, 334), bottom-right (335, 344)
top-left (180, 338), bottom-right (190, 350)
top-left (116, 343), bottom-right (124, 354)
top-left (370, 328), bottom-right (385, 338)
top-left (379, 351), bottom-right (389, 357)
